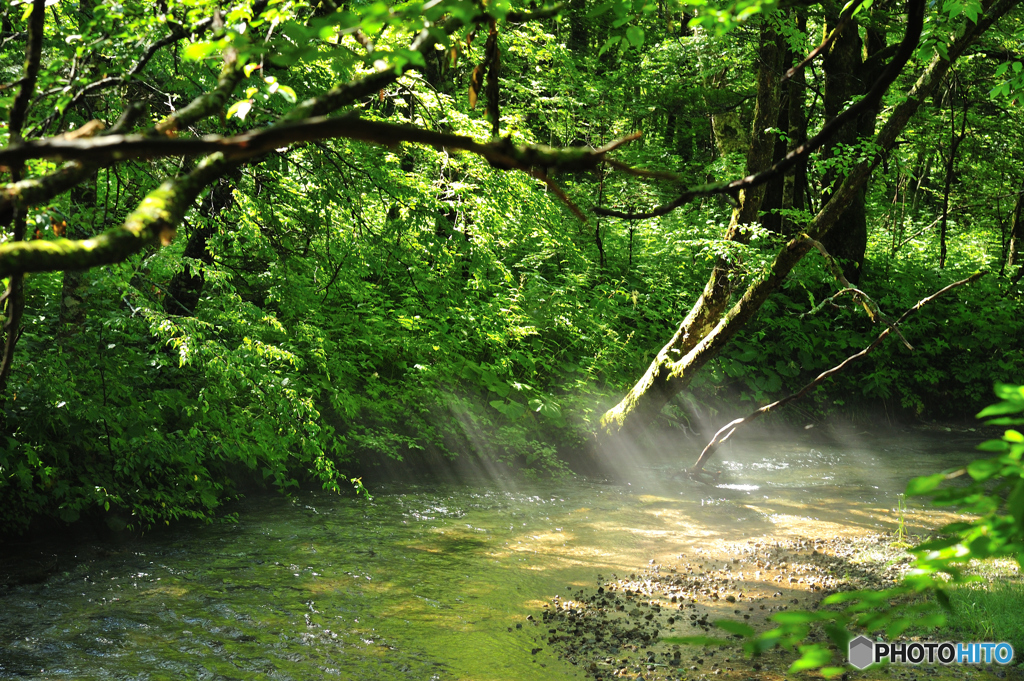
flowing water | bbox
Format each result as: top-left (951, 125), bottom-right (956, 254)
top-left (0, 430), bottom-right (986, 680)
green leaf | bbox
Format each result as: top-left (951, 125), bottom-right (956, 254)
top-left (1008, 478), bottom-right (1024, 528)
top-left (885, 617), bottom-right (912, 638)
top-left (715, 620), bottom-right (755, 637)
top-left (183, 41), bottom-right (220, 61)
top-left (968, 535), bottom-right (993, 557)
top-left (490, 399), bottom-right (526, 420)
top-left (823, 623), bottom-right (851, 648)
top-left (771, 610), bottom-right (827, 624)
top-left (226, 99), bottom-right (253, 121)
top-left (625, 26), bottom-right (645, 48)
top-left (978, 438), bottom-right (1010, 452)
top-left (598, 35), bottom-right (621, 56)
top-left (789, 644), bottom-right (832, 672)
top-left (539, 402), bottom-right (562, 419)
top-left (967, 457), bottom-right (1002, 480)
top-left (842, 0), bottom-right (874, 14)
top-left (906, 472), bottom-right (946, 495)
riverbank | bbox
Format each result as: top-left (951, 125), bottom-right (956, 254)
top-left (528, 531), bottom-right (1023, 680)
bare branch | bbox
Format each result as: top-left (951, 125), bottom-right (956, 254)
top-left (688, 271), bottom-right (987, 476)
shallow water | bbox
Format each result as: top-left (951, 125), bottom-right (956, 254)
top-left (0, 430), bottom-right (984, 680)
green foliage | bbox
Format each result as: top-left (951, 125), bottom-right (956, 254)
top-left (2, 0), bottom-right (1024, 536)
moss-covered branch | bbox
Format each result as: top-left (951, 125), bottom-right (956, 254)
top-left (154, 58), bottom-right (245, 135)
top-left (0, 104), bottom-right (144, 226)
top-left (0, 117), bottom-right (640, 170)
top-left (0, 10), bottom-right (486, 277)
top-left (0, 154), bottom-right (226, 277)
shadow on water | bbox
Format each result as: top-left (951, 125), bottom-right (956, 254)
top-left (0, 429), bottom-right (988, 680)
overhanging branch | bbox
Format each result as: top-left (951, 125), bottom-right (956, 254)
top-left (0, 117), bottom-right (642, 175)
top-left (0, 7), bottom-right (586, 278)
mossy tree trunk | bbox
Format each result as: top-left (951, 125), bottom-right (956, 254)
top-left (600, 20), bottom-right (786, 432)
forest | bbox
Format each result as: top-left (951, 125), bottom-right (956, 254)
top-left (1, 0), bottom-right (1024, 677)
top-left (0, 0), bottom-right (1020, 532)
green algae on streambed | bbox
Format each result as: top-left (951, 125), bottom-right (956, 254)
top-left (0, 430), bottom-right (1020, 680)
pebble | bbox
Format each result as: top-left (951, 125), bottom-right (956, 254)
top-left (522, 532), bottom-right (967, 680)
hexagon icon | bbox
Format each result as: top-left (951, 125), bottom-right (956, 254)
top-left (848, 635), bottom-right (875, 670)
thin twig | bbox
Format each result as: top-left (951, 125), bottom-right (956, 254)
top-left (688, 271), bottom-right (986, 476)
top-left (803, 235), bottom-right (913, 349)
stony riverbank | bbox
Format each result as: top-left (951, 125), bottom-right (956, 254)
top-left (526, 532), bottom-right (1021, 680)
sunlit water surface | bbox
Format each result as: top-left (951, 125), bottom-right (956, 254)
top-left (0, 431), bottom-right (983, 680)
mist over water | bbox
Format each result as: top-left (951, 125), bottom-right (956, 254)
top-left (0, 430), bottom-right (983, 680)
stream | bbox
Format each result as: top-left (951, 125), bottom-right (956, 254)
top-left (0, 430), bottom-right (986, 680)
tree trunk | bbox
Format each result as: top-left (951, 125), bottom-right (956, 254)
top-left (819, 4), bottom-right (873, 284)
top-left (601, 20), bottom-right (785, 432)
top-left (786, 13), bottom-right (809, 223)
top-left (760, 32), bottom-right (795, 236)
top-left (938, 98), bottom-right (968, 269)
top-left (706, 67), bottom-right (749, 159)
top-left (1008, 172), bottom-right (1024, 271)
top-left (58, 175), bottom-right (96, 336)
top-left (567, 0), bottom-right (588, 53)
top-left (162, 173), bottom-right (237, 316)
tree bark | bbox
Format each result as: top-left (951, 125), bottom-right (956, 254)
top-left (760, 32), bottom-right (795, 236)
top-left (818, 3), bottom-right (880, 285)
top-left (938, 96), bottom-right (968, 269)
top-left (58, 175), bottom-right (96, 336)
top-left (162, 173), bottom-right (237, 316)
top-left (786, 13), bottom-right (809, 225)
top-left (1008, 172), bottom-right (1024, 271)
